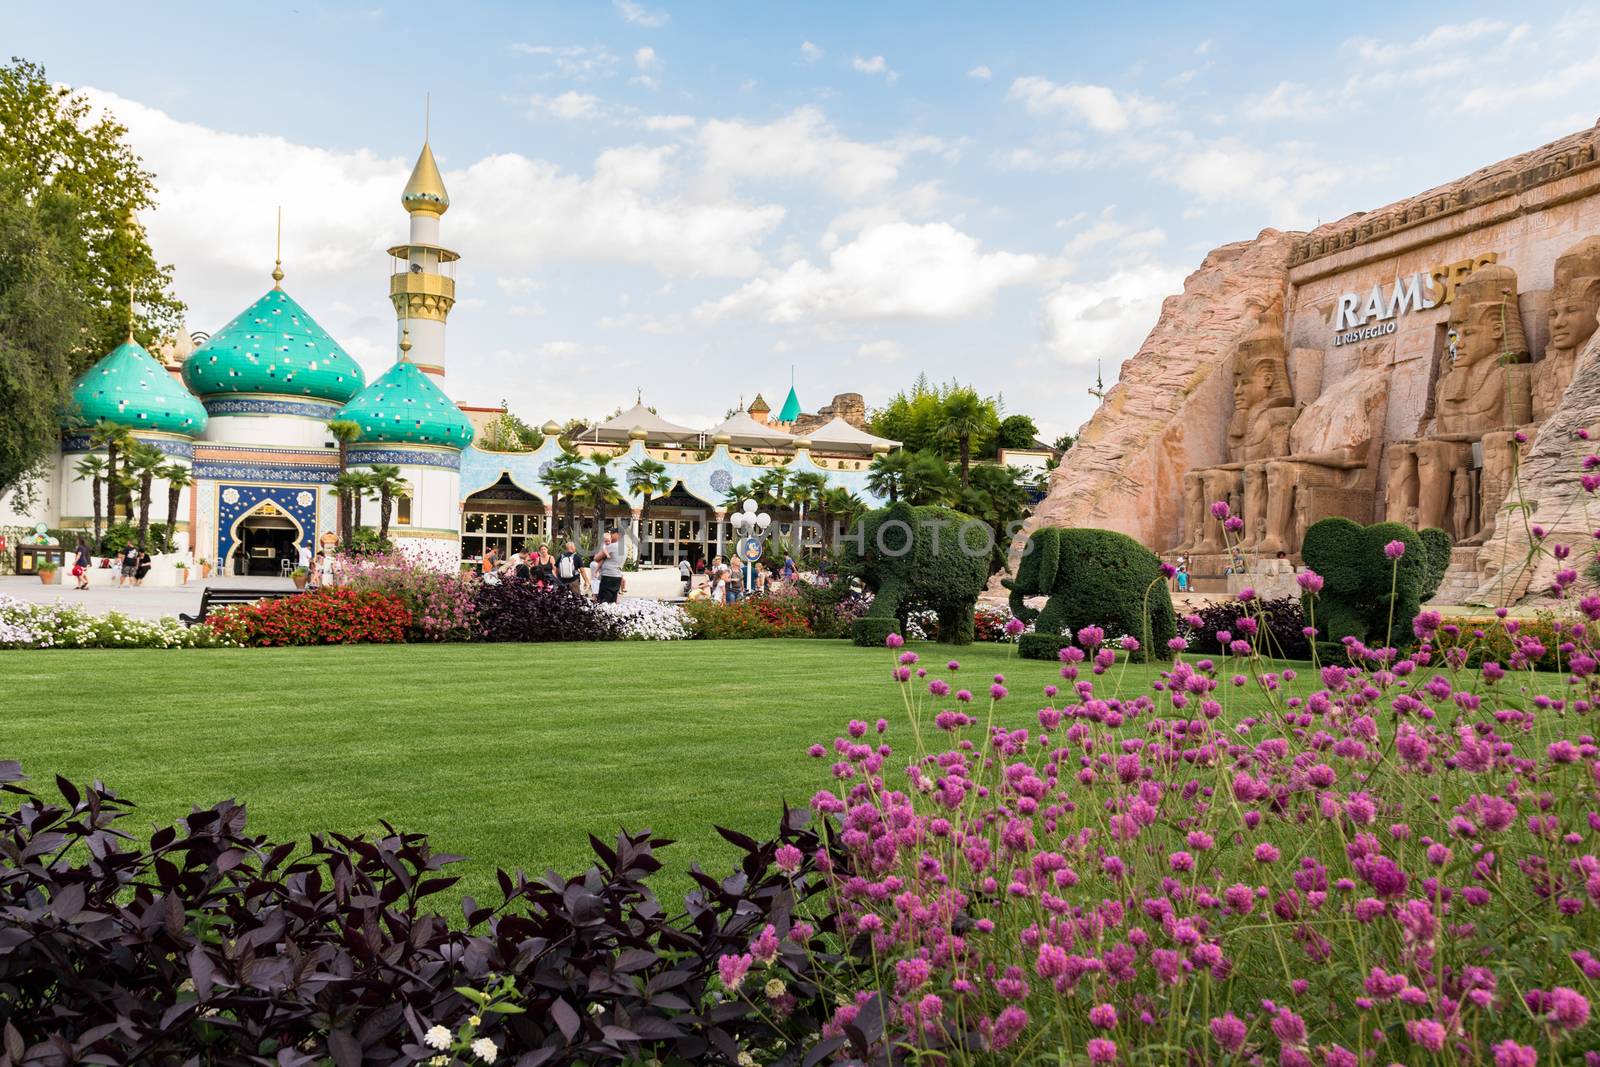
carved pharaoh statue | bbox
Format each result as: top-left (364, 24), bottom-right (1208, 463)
top-left (1384, 264), bottom-right (1532, 541)
top-left (1532, 235), bottom-right (1600, 421)
top-left (1174, 303), bottom-right (1297, 555)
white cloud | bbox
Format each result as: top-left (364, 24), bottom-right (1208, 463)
top-left (631, 46), bottom-right (662, 89)
top-left (1194, 39), bottom-right (1213, 55)
top-left (852, 55), bottom-right (899, 83)
top-left (1041, 263), bottom-right (1186, 371)
top-left (511, 43), bottom-right (619, 79)
top-left (800, 41), bottom-right (824, 63)
top-left (697, 221), bottom-right (1043, 324)
top-left (857, 339), bottom-right (906, 363)
top-left (1164, 138), bottom-right (1343, 226)
top-left (1347, 18), bottom-right (1514, 64)
top-left (699, 106), bottom-right (937, 200)
top-left (967, 64), bottom-right (992, 80)
top-left (1240, 81), bottom-right (1328, 122)
top-left (1456, 52), bottom-right (1600, 115)
top-left (538, 341), bottom-right (584, 357)
top-left (1058, 212), bottom-right (1166, 261)
top-left (528, 91), bottom-right (603, 120)
top-left (642, 114), bottom-right (695, 131)
top-left (1008, 75), bottom-right (1170, 132)
top-left (614, 0), bottom-right (668, 28)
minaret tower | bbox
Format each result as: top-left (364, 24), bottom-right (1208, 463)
top-left (391, 116), bottom-right (457, 378)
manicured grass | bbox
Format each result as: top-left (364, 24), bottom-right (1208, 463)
top-left (0, 640), bottom-right (1254, 905)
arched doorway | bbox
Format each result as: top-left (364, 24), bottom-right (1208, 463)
top-left (230, 501), bottom-right (305, 576)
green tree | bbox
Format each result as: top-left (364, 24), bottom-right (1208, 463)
top-left (959, 463), bottom-right (1032, 574)
top-left (89, 420), bottom-right (134, 524)
top-left (365, 464), bottom-right (410, 542)
top-left (122, 441), bottom-right (164, 551)
top-left (903, 451), bottom-right (958, 506)
top-left (325, 419), bottom-right (362, 544)
top-left (789, 470), bottom-right (828, 549)
top-left (156, 462), bottom-right (192, 548)
top-left (626, 457), bottom-right (673, 562)
top-left (580, 463), bottom-right (622, 541)
top-left (940, 388), bottom-right (997, 489)
top-left (995, 414), bottom-right (1040, 452)
top-left (544, 452), bottom-right (586, 537)
top-left (1052, 432), bottom-right (1076, 454)
top-left (72, 454), bottom-right (106, 550)
top-left (866, 450), bottom-right (913, 504)
top-left (0, 58), bottom-right (183, 498)
top-left (329, 471), bottom-right (372, 549)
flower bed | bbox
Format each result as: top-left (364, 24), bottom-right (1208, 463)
top-left (683, 596), bottom-right (812, 639)
top-left (598, 598), bottom-right (692, 640)
top-left (207, 587), bottom-right (411, 646)
top-left (474, 578), bottom-right (620, 642)
top-left (0, 595), bottom-right (227, 649)
top-left (339, 550), bottom-right (478, 641)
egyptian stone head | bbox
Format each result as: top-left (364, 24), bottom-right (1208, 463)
top-left (1548, 236), bottom-right (1600, 353)
top-left (1449, 264), bottom-right (1528, 368)
top-left (1231, 321), bottom-right (1294, 415)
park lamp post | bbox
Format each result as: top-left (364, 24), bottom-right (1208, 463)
top-left (728, 499), bottom-right (770, 598)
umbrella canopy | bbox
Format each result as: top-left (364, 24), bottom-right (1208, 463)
top-left (588, 401), bottom-right (701, 443)
top-left (804, 416), bottom-right (899, 452)
top-left (706, 411), bottom-right (799, 448)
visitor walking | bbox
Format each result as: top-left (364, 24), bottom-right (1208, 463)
top-left (782, 553), bottom-right (796, 584)
top-left (297, 540), bottom-right (312, 575)
top-left (596, 529), bottom-right (624, 604)
top-left (531, 544), bottom-right (556, 585)
top-left (556, 541), bottom-right (583, 594)
top-left (71, 538), bottom-right (90, 590)
top-left (119, 544), bottom-right (139, 587)
top-left (1176, 561), bottom-right (1189, 593)
top-left (679, 556), bottom-right (692, 595)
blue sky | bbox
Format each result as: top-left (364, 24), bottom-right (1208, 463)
top-left (12, 1), bottom-right (1600, 437)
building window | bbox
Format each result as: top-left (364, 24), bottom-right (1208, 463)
top-left (396, 489), bottom-right (412, 525)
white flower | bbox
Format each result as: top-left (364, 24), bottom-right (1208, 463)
top-left (471, 1037), bottom-right (498, 1063)
top-left (424, 1024), bottom-right (452, 1050)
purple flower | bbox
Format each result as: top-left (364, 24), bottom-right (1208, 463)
top-left (1209, 1013), bottom-right (1246, 1052)
top-left (1493, 1041), bottom-right (1537, 1067)
top-left (1087, 1038), bottom-right (1118, 1065)
top-left (1210, 501), bottom-right (1231, 520)
top-left (885, 632), bottom-right (904, 649)
top-left (1089, 1003), bottom-right (1117, 1029)
top-left (990, 683), bottom-right (1008, 700)
top-left (1547, 986), bottom-right (1590, 1030)
top-left (718, 953), bottom-right (752, 990)
top-left (1405, 1018), bottom-right (1446, 1052)
top-left (1383, 540), bottom-right (1406, 559)
top-left (1004, 616), bottom-right (1025, 635)
top-left (774, 844), bottom-right (803, 873)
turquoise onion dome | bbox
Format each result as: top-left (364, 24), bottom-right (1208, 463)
top-left (66, 340), bottom-right (208, 437)
top-left (183, 286), bottom-right (366, 403)
top-left (337, 359), bottom-right (475, 448)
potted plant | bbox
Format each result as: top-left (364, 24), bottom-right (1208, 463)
top-left (175, 560), bottom-right (189, 585)
top-left (197, 557), bottom-right (212, 579)
top-left (36, 561), bottom-right (59, 585)
top-left (291, 565), bottom-right (309, 591)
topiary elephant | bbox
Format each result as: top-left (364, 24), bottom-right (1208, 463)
top-left (1002, 526), bottom-right (1176, 659)
top-left (843, 502), bottom-right (991, 645)
top-left (1299, 517), bottom-right (1428, 650)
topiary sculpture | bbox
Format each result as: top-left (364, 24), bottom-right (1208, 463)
top-left (1299, 517), bottom-right (1427, 652)
top-left (1417, 526), bottom-right (1453, 602)
top-left (1001, 526), bottom-right (1176, 660)
top-left (842, 502), bottom-right (991, 645)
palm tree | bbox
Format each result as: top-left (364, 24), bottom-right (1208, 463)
top-left (962, 463), bottom-right (1032, 573)
top-left (326, 419), bottom-right (363, 545)
top-left (365, 464), bottom-right (410, 541)
top-left (123, 442), bottom-right (165, 551)
top-left (817, 486), bottom-right (865, 547)
top-left (329, 472), bottom-right (372, 549)
top-left (544, 452), bottom-right (586, 536)
top-left (789, 470), bottom-right (829, 549)
top-left (749, 467), bottom-right (790, 510)
top-left (90, 420), bottom-right (134, 523)
top-left (73, 455), bottom-right (107, 551)
top-left (580, 465), bottom-right (622, 543)
top-left (866, 450), bottom-right (913, 504)
top-left (626, 458), bottom-right (674, 562)
top-left (940, 388), bottom-right (994, 489)
top-left (903, 451), bottom-right (957, 507)
top-left (157, 463), bottom-right (193, 549)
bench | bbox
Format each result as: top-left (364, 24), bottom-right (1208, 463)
top-left (179, 587), bottom-right (301, 627)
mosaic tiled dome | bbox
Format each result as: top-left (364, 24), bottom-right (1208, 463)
top-left (182, 287), bottom-right (366, 403)
top-left (336, 361), bottom-right (475, 448)
top-left (66, 341), bottom-right (208, 436)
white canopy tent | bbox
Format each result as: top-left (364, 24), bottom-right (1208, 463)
top-left (803, 416), bottom-right (899, 453)
top-left (586, 401), bottom-right (702, 444)
top-left (705, 412), bottom-right (800, 448)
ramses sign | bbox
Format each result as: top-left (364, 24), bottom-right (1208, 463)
top-left (1330, 252), bottom-right (1499, 346)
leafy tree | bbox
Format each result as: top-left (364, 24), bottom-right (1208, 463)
top-left (995, 414), bottom-right (1040, 452)
top-left (0, 58), bottom-right (183, 498)
top-left (121, 442), bottom-right (164, 551)
top-left (365, 464), bottom-right (410, 542)
top-left (959, 463), bottom-right (1032, 574)
top-left (544, 452), bottom-right (586, 537)
top-left (818, 486), bottom-right (867, 544)
top-left (329, 472), bottom-right (372, 549)
top-left (940, 388), bottom-right (996, 489)
top-left (72, 454), bottom-right (106, 550)
top-left (788, 470), bottom-right (829, 548)
top-left (866, 450), bottom-right (913, 504)
top-left (156, 462), bottom-right (192, 548)
top-left (89, 420), bottom-right (134, 523)
top-left (902, 451), bottom-right (958, 506)
top-left (626, 457), bottom-right (673, 560)
top-left (580, 461), bottom-right (622, 541)
top-left (325, 419), bottom-right (363, 543)
top-left (1052, 432), bottom-right (1076, 454)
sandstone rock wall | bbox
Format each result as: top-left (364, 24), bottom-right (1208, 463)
top-left (1003, 230), bottom-right (1294, 568)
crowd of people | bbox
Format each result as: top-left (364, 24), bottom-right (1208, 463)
top-left (478, 532), bottom-right (629, 602)
top-left (63, 537), bottom-right (153, 590)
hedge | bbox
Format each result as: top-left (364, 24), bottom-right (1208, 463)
top-left (1004, 527), bottom-right (1176, 660)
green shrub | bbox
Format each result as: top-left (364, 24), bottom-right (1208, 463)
top-left (1418, 526), bottom-right (1452, 602)
top-left (1003, 527), bottom-right (1176, 660)
top-left (1018, 632), bottom-right (1071, 660)
top-left (851, 617), bottom-right (901, 647)
top-left (842, 502), bottom-right (991, 645)
top-left (1300, 517), bottom-right (1426, 647)
top-left (684, 598), bottom-right (811, 640)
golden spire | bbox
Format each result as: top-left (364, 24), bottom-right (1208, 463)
top-left (401, 100), bottom-right (450, 215)
top-left (271, 207), bottom-right (284, 286)
top-left (399, 327), bottom-right (413, 356)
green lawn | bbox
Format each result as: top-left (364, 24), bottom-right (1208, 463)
top-left (1, 640), bottom-right (1238, 905)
